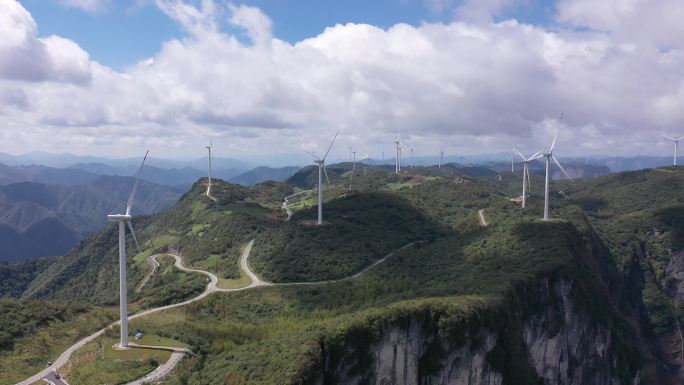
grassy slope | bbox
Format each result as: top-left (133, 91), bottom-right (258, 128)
top-left (93, 170), bottom-right (639, 384)
top-left (562, 166), bottom-right (684, 334)
top-left (0, 300), bottom-right (118, 383)
top-left (20, 179), bottom-right (278, 306)
top-left (131, 213), bottom-right (639, 385)
top-left (64, 334), bottom-right (189, 385)
top-left (10, 168), bottom-right (684, 384)
top-left (251, 192), bottom-right (445, 282)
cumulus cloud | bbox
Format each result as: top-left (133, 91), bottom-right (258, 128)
top-left (0, 0), bottom-right (683, 159)
top-left (228, 3), bottom-right (273, 46)
top-left (0, 0), bottom-right (91, 83)
top-left (557, 0), bottom-right (684, 49)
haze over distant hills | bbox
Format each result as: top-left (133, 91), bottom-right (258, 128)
top-left (0, 176), bottom-right (180, 262)
top-left (0, 150), bottom-right (677, 262)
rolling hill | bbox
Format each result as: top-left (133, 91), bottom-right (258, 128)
top-left (0, 176), bottom-right (181, 261)
top-left (4, 167), bottom-right (684, 384)
top-left (229, 166), bottom-right (300, 185)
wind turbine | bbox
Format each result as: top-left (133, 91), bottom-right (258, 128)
top-left (205, 139), bottom-right (214, 199)
top-left (107, 150), bottom-right (148, 349)
top-left (308, 132), bottom-right (338, 225)
top-left (409, 148), bottom-right (414, 168)
top-left (511, 147), bottom-right (515, 173)
top-left (394, 130), bottom-right (401, 174)
top-left (663, 135), bottom-right (684, 166)
top-left (542, 132), bottom-right (572, 221)
top-left (513, 147), bottom-right (543, 208)
top-left (352, 150), bottom-right (356, 171)
top-left (439, 150), bottom-right (444, 168)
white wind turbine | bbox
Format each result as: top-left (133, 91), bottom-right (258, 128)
top-left (512, 147), bottom-right (544, 209)
top-left (542, 132), bottom-right (572, 221)
top-left (663, 135), bottom-right (684, 166)
top-left (511, 147), bottom-right (515, 173)
top-left (409, 147), bottom-right (415, 168)
top-left (205, 139), bottom-right (215, 200)
top-left (394, 130), bottom-right (402, 174)
top-left (308, 132), bottom-right (338, 225)
top-left (107, 150), bottom-right (148, 349)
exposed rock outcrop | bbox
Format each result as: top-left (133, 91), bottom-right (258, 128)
top-left (311, 278), bottom-right (640, 385)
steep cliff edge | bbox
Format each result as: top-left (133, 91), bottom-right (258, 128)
top-left (307, 276), bottom-right (639, 385)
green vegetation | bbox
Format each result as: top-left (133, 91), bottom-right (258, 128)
top-left (8, 167), bottom-right (684, 384)
top-left (0, 300), bottom-right (117, 383)
top-left (251, 192), bottom-right (445, 282)
top-left (122, 210), bottom-right (641, 385)
top-left (63, 333), bottom-right (180, 385)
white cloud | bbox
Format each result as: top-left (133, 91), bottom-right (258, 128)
top-left (0, 0), bottom-right (683, 159)
top-left (557, 0), bottom-right (684, 49)
top-left (0, 0), bottom-right (91, 83)
top-left (228, 3), bottom-right (273, 47)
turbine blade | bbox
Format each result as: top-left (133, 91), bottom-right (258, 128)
top-left (512, 147), bottom-right (526, 161)
top-left (549, 131), bottom-right (558, 153)
top-left (322, 132), bottom-right (339, 161)
top-left (552, 155), bottom-right (573, 180)
top-left (529, 149), bottom-right (544, 160)
top-left (127, 221), bottom-right (141, 253)
top-left (126, 150), bottom-right (149, 216)
top-left (663, 135), bottom-right (676, 141)
top-left (323, 164), bottom-right (332, 191)
top-left (678, 136), bottom-right (684, 141)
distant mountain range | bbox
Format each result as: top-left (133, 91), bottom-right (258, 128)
top-left (0, 150), bottom-right (676, 262)
top-left (229, 166), bottom-right (300, 186)
top-left (0, 176), bottom-right (180, 262)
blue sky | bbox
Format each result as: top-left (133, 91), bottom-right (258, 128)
top-left (21, 0), bottom-right (555, 69)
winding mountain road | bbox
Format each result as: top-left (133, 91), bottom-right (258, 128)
top-left (15, 239), bottom-right (414, 385)
top-left (478, 209), bottom-right (489, 227)
top-left (135, 254), bottom-right (160, 293)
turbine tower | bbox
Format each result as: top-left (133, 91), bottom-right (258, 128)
top-left (107, 150), bottom-right (148, 349)
top-left (542, 133), bottom-right (572, 221)
top-left (205, 139), bottom-right (213, 198)
top-left (439, 150), bottom-right (444, 168)
top-left (513, 147), bottom-right (543, 208)
top-left (409, 148), bottom-right (414, 169)
top-left (394, 131), bottom-right (401, 174)
top-left (511, 147), bottom-right (515, 173)
top-left (663, 135), bottom-right (684, 166)
top-left (309, 132), bottom-right (338, 225)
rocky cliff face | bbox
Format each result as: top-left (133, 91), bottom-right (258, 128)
top-left (312, 278), bottom-right (640, 385)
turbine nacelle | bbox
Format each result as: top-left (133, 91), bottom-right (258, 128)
top-left (107, 214), bottom-right (132, 222)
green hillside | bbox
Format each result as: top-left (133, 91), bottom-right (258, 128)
top-left (5, 166), bottom-right (684, 384)
top-left (251, 192), bottom-right (444, 282)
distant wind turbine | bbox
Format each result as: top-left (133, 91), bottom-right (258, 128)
top-left (409, 147), bottom-right (414, 168)
top-left (107, 150), bottom-right (148, 349)
top-left (513, 147), bottom-right (544, 208)
top-left (394, 130), bottom-right (402, 174)
top-left (308, 132), bottom-right (338, 225)
top-left (511, 147), bottom-right (515, 173)
top-left (663, 135), bottom-right (684, 166)
top-left (205, 139), bottom-right (215, 200)
top-left (439, 150), bottom-right (444, 168)
top-left (542, 132), bottom-right (572, 221)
